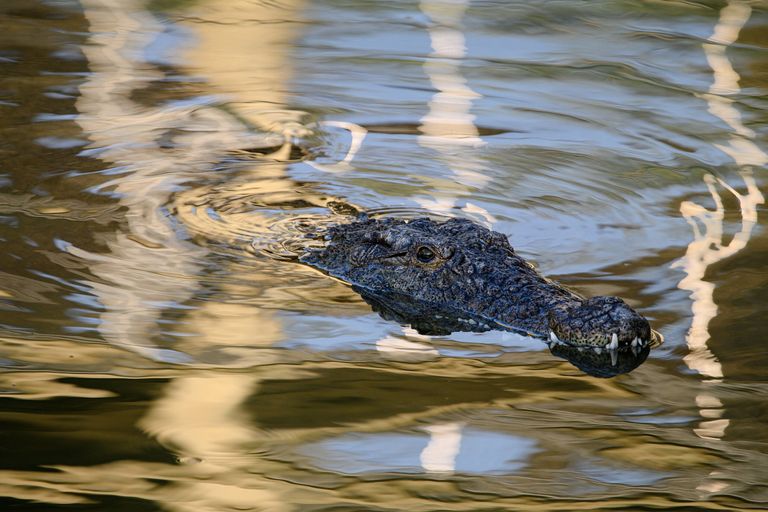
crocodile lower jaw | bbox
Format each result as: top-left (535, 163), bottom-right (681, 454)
top-left (547, 330), bottom-right (652, 353)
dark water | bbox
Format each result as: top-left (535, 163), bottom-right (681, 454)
top-left (1, 0), bottom-right (767, 509)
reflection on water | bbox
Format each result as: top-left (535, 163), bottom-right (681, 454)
top-left (1, 0), bottom-right (768, 509)
top-left (672, 2), bottom-right (766, 493)
top-left (300, 426), bottom-right (537, 475)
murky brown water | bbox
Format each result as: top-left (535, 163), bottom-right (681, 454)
top-left (1, 0), bottom-right (767, 510)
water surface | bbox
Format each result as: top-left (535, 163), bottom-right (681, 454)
top-left (1, 0), bottom-right (767, 509)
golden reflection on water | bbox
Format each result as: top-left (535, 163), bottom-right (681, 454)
top-left (74, 0), bottom-right (310, 366)
top-left (0, 357), bottom-right (742, 509)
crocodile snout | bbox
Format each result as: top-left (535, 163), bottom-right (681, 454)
top-left (547, 296), bottom-right (653, 350)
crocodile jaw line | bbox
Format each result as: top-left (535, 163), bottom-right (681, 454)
top-left (547, 330), bottom-right (651, 352)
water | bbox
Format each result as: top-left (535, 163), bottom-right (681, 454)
top-left (1, 0), bottom-right (767, 509)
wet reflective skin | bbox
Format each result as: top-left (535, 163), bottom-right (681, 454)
top-left (1, 0), bottom-right (767, 510)
top-left (301, 216), bottom-right (657, 350)
top-left (354, 281), bottom-right (653, 378)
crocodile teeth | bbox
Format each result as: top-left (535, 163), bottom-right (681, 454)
top-left (610, 347), bottom-right (618, 366)
top-left (608, 333), bottom-right (619, 351)
top-left (631, 337), bottom-right (639, 348)
top-left (549, 331), bottom-right (560, 344)
top-left (593, 347), bottom-right (602, 355)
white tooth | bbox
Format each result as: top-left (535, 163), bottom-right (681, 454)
top-left (631, 337), bottom-right (639, 348)
top-left (610, 347), bottom-right (618, 366)
top-left (609, 333), bottom-right (618, 350)
top-left (550, 331), bottom-right (560, 344)
top-left (593, 347), bottom-right (602, 355)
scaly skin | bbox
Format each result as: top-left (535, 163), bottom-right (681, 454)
top-left (300, 217), bottom-right (657, 349)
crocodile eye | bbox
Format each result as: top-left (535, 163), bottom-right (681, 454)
top-left (416, 246), bottom-right (436, 263)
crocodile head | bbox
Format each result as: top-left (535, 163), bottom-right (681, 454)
top-left (300, 216), bottom-right (658, 349)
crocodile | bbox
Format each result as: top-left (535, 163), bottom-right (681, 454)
top-left (300, 216), bottom-right (660, 351)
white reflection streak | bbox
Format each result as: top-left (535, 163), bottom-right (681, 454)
top-left (411, 0), bottom-right (484, 474)
top-left (305, 120), bottom-right (368, 173)
top-left (675, 0), bottom-right (765, 451)
top-left (417, 0), bottom-right (494, 225)
top-left (376, 326), bottom-right (439, 359)
top-left (420, 422), bottom-right (464, 473)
